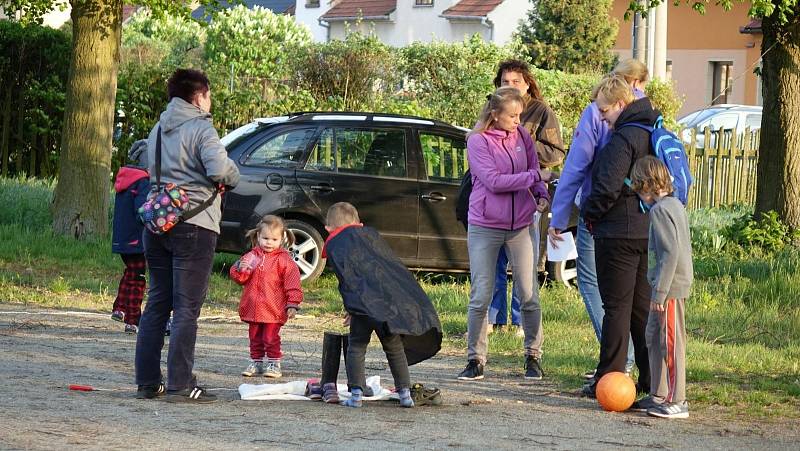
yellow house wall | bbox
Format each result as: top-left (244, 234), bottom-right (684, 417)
top-left (611, 0), bottom-right (762, 116)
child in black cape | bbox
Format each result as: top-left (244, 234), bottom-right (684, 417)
top-left (323, 202), bottom-right (442, 408)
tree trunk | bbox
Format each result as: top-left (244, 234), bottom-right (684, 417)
top-left (754, 16), bottom-right (800, 227)
top-left (1, 85), bottom-right (10, 177)
top-left (51, 0), bottom-right (122, 239)
top-left (14, 91), bottom-right (24, 174)
top-left (30, 134), bottom-right (37, 177)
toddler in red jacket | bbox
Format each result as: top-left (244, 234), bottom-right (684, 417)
top-left (230, 215), bottom-right (303, 378)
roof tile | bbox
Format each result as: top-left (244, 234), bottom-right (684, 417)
top-left (442, 0), bottom-right (504, 18)
top-left (321, 0), bottom-right (397, 19)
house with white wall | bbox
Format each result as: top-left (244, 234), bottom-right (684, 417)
top-left (296, 0), bottom-right (530, 45)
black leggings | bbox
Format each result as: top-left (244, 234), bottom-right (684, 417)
top-left (594, 237), bottom-right (651, 393)
top-left (346, 315), bottom-right (411, 390)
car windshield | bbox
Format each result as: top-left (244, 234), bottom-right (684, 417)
top-left (678, 108), bottom-right (725, 128)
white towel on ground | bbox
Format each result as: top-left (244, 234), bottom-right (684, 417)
top-left (238, 375), bottom-right (396, 401)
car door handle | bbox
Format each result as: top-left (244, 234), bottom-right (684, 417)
top-left (421, 193), bottom-right (447, 202)
top-left (310, 184), bottom-right (335, 193)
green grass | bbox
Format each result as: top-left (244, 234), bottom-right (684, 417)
top-left (2, 177), bottom-right (799, 420)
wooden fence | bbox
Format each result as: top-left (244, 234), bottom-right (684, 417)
top-left (686, 127), bottom-right (760, 210)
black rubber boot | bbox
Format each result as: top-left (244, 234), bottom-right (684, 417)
top-left (320, 332), bottom-right (345, 386)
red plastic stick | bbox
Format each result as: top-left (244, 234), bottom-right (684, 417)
top-left (69, 384), bottom-right (108, 391)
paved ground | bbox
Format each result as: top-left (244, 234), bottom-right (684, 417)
top-left (1, 304), bottom-right (798, 450)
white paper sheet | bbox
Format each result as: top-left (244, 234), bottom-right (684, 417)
top-left (546, 231), bottom-right (578, 262)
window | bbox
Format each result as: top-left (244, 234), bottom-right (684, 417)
top-left (305, 0), bottom-right (320, 8)
top-left (665, 60), bottom-right (673, 81)
top-left (705, 113), bottom-right (737, 132)
top-left (306, 128), bottom-right (408, 177)
top-left (244, 128), bottom-right (315, 167)
top-left (744, 113), bottom-right (762, 130)
top-left (710, 61), bottom-right (733, 105)
top-left (415, 0), bottom-right (434, 6)
top-left (420, 133), bottom-right (467, 182)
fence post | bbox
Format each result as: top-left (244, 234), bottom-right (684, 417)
top-left (726, 127), bottom-right (738, 205)
top-left (700, 126), bottom-right (712, 208)
top-left (740, 127), bottom-right (751, 204)
top-left (687, 131), bottom-right (697, 209)
top-left (713, 127), bottom-right (725, 207)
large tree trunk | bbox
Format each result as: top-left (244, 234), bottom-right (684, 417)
top-left (755, 15), bottom-right (800, 227)
top-left (1, 84), bottom-right (11, 177)
top-left (51, 0), bottom-right (122, 238)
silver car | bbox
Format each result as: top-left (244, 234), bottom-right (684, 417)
top-left (679, 104), bottom-right (762, 148)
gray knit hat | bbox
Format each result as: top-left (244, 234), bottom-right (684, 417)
top-left (127, 139), bottom-right (148, 167)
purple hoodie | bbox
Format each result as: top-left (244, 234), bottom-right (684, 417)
top-left (550, 89), bottom-right (644, 230)
top-left (467, 125), bottom-right (549, 231)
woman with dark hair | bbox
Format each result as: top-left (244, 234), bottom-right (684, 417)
top-left (485, 60), bottom-right (564, 336)
top-left (134, 68), bottom-right (240, 404)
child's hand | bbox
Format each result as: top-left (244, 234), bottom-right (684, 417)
top-left (239, 253), bottom-right (258, 271)
top-left (650, 301), bottom-right (664, 312)
top-left (287, 307), bottom-right (297, 320)
top-left (342, 313), bottom-right (351, 327)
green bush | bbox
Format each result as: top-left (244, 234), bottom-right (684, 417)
top-left (291, 31), bottom-right (397, 112)
top-left (534, 68), bottom-right (598, 145)
top-left (646, 78), bottom-right (684, 131)
top-left (398, 35), bottom-right (519, 128)
top-left (205, 5), bottom-right (311, 80)
top-left (723, 210), bottom-right (800, 253)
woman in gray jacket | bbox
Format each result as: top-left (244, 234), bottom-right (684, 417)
top-left (135, 69), bottom-right (240, 403)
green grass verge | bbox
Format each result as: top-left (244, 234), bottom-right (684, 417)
top-left (2, 177), bottom-right (798, 420)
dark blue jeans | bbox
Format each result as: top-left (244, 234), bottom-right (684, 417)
top-left (135, 223), bottom-right (217, 392)
top-left (489, 246), bottom-right (521, 326)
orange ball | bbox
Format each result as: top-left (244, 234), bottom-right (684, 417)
top-left (596, 371), bottom-right (636, 412)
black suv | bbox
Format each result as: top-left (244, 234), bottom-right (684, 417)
top-left (217, 112), bottom-right (471, 282)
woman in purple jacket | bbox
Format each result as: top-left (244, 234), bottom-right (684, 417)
top-left (547, 59), bottom-right (648, 381)
top-left (457, 87), bottom-right (551, 382)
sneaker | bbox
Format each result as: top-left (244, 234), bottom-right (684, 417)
top-left (457, 359), bottom-right (484, 381)
top-left (410, 383), bottom-right (442, 406)
top-left (306, 382), bottom-right (323, 400)
top-left (581, 380), bottom-right (597, 398)
top-left (322, 383), bottom-right (339, 404)
top-left (524, 356), bottom-right (544, 380)
top-left (584, 369), bottom-right (597, 380)
top-left (111, 310), bottom-right (125, 322)
top-left (241, 360), bottom-right (264, 377)
top-left (136, 382), bottom-right (165, 399)
top-left (124, 324), bottom-right (138, 334)
top-left (630, 395), bottom-right (663, 412)
top-left (647, 401), bottom-right (689, 419)
top-left (264, 359), bottom-right (282, 378)
top-left (164, 317), bottom-right (172, 337)
top-left (513, 326), bottom-right (525, 338)
top-left (165, 386), bottom-right (218, 404)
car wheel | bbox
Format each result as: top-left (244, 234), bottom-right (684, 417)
top-left (284, 220), bottom-right (325, 283)
top-left (546, 258), bottom-right (578, 288)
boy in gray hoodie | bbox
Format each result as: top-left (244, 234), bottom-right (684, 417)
top-left (629, 155), bottom-right (693, 419)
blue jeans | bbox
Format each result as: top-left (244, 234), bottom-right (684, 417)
top-left (489, 246), bottom-right (521, 326)
top-left (135, 223), bottom-right (217, 392)
top-left (576, 218), bottom-right (634, 370)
